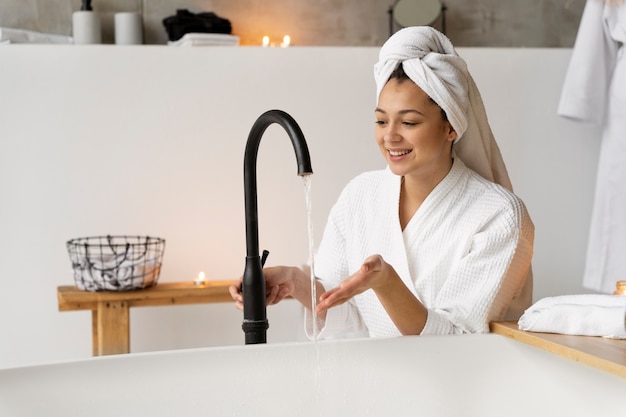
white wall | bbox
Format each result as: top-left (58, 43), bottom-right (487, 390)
top-left (0, 45), bottom-right (601, 369)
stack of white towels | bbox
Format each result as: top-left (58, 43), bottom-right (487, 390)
top-left (0, 27), bottom-right (72, 44)
top-left (518, 294), bottom-right (626, 339)
top-left (167, 33), bottom-right (239, 47)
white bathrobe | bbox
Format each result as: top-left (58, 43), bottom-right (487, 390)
top-left (314, 158), bottom-right (534, 338)
top-left (558, 1), bottom-right (626, 293)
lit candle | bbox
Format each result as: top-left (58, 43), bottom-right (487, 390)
top-left (262, 35), bottom-right (270, 47)
top-left (194, 271), bottom-right (207, 286)
top-left (280, 35), bottom-right (291, 48)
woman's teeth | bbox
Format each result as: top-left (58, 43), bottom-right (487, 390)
top-left (389, 149), bottom-right (411, 156)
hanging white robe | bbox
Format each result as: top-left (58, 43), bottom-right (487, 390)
top-left (558, 0), bottom-right (626, 293)
top-left (313, 158), bottom-right (534, 338)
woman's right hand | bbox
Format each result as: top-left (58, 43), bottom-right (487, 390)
top-left (228, 266), bottom-right (300, 311)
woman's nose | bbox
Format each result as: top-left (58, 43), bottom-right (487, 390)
top-left (383, 123), bottom-right (401, 142)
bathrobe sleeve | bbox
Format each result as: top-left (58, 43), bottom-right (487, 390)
top-left (558, 0), bottom-right (619, 124)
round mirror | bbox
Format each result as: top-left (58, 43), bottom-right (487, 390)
top-left (393, 0), bottom-right (442, 27)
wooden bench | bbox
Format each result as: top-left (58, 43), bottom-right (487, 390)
top-left (57, 280), bottom-right (236, 356)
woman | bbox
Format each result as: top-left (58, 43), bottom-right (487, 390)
top-left (230, 26), bottom-right (534, 338)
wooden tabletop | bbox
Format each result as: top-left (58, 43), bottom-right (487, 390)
top-left (490, 321), bottom-right (626, 378)
top-left (57, 280), bottom-right (238, 311)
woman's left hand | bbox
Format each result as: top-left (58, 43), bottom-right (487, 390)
top-left (316, 254), bottom-right (387, 315)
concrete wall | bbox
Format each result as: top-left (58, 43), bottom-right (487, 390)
top-left (0, 45), bottom-right (602, 370)
top-left (0, 0), bottom-right (586, 46)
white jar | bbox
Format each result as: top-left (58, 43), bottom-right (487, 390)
top-left (115, 12), bottom-right (143, 45)
top-left (72, 10), bottom-right (102, 44)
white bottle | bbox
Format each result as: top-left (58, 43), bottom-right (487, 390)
top-left (72, 0), bottom-right (101, 44)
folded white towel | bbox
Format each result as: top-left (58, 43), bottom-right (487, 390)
top-left (0, 27), bottom-right (72, 44)
top-left (518, 294), bottom-right (626, 339)
top-left (167, 33), bottom-right (239, 47)
top-left (373, 26), bottom-right (512, 191)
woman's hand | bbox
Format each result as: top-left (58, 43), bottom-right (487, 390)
top-left (316, 254), bottom-right (427, 334)
top-left (316, 255), bottom-right (388, 315)
top-left (264, 266), bottom-right (298, 305)
top-left (229, 266), bottom-right (300, 311)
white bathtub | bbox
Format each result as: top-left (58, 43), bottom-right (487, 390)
top-left (1, 334), bottom-right (624, 416)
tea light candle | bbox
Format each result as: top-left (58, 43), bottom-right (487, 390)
top-left (194, 272), bottom-right (207, 286)
top-left (262, 35), bottom-right (270, 47)
top-left (280, 35), bottom-right (291, 48)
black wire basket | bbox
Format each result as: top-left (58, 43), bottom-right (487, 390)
top-left (67, 235), bottom-right (166, 292)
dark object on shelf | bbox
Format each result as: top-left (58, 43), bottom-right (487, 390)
top-left (81, 0), bottom-right (93, 11)
top-left (163, 9), bottom-right (232, 42)
top-left (67, 235), bottom-right (166, 292)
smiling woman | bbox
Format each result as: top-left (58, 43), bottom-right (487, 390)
top-left (230, 26), bottom-right (534, 340)
top-left (374, 66), bottom-right (457, 221)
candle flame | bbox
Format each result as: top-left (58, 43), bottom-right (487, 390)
top-left (281, 35), bottom-right (291, 47)
top-left (193, 271), bottom-right (207, 286)
top-left (262, 36), bottom-right (270, 47)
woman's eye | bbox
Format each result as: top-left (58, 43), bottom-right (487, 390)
top-left (403, 121), bottom-right (418, 126)
top-left (375, 120), bottom-right (387, 126)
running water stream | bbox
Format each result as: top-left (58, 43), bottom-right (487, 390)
top-left (303, 175), bottom-right (320, 340)
top-left (303, 175), bottom-right (323, 417)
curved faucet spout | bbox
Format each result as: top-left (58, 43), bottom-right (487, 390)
top-left (242, 110), bottom-right (313, 345)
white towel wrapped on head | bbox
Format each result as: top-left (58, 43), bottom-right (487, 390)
top-left (518, 294), bottom-right (626, 339)
top-left (373, 26), bottom-right (512, 191)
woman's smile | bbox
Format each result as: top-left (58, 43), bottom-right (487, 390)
top-left (388, 148), bottom-right (412, 157)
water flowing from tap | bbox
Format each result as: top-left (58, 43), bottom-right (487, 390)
top-left (303, 174), bottom-right (323, 417)
top-left (303, 174), bottom-right (320, 340)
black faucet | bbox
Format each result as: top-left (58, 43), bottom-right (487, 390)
top-left (242, 110), bottom-right (313, 344)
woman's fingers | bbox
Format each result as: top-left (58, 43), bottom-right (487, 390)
top-left (229, 281), bottom-right (244, 311)
top-left (265, 283), bottom-right (280, 305)
top-left (316, 291), bottom-right (350, 313)
top-left (315, 255), bottom-right (387, 314)
top-left (231, 266), bottom-right (289, 310)
top-left (316, 283), bottom-right (356, 313)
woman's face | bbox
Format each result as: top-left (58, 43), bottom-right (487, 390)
top-left (375, 78), bottom-right (456, 180)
